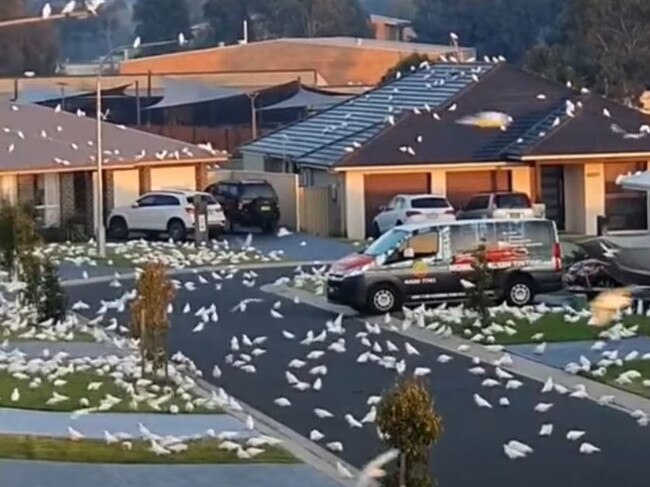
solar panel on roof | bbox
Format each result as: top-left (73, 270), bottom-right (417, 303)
top-left (243, 62), bottom-right (496, 167)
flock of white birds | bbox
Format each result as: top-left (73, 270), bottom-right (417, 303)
top-left (5, 236), bottom-right (650, 478)
top-left (37, 237), bottom-right (283, 272)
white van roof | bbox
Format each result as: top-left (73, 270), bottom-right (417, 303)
top-left (397, 217), bottom-right (553, 233)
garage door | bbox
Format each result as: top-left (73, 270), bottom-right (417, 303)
top-left (446, 170), bottom-right (511, 211)
top-left (150, 166), bottom-right (196, 192)
top-left (364, 173), bottom-right (430, 234)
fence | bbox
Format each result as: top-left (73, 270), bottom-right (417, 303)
top-left (299, 187), bottom-right (333, 237)
top-left (134, 125), bottom-right (260, 154)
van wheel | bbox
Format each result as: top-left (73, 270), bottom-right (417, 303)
top-left (366, 284), bottom-right (401, 315)
top-left (505, 274), bottom-right (535, 306)
top-left (167, 219), bottom-right (186, 242)
top-left (396, 220), bottom-right (403, 227)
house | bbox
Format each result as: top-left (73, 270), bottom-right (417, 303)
top-left (0, 101), bottom-right (226, 235)
top-left (119, 37), bottom-right (475, 87)
top-left (370, 14), bottom-right (416, 42)
top-left (241, 62), bottom-right (650, 240)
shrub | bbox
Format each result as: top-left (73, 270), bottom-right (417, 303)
top-left (20, 253), bottom-right (43, 309)
top-left (377, 378), bottom-right (442, 487)
top-left (38, 259), bottom-right (66, 323)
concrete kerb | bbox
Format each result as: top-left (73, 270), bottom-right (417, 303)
top-left (263, 284), bottom-right (650, 418)
top-left (62, 260), bottom-right (337, 288)
top-left (69, 312), bottom-right (356, 486)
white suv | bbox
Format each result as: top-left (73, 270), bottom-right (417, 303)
top-left (371, 194), bottom-right (455, 237)
top-left (107, 190), bottom-right (226, 241)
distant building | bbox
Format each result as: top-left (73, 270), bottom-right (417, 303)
top-left (369, 14), bottom-right (416, 42)
top-left (119, 37), bottom-right (475, 87)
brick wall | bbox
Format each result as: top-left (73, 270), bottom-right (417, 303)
top-left (17, 174), bottom-right (35, 207)
top-left (84, 172), bottom-right (94, 232)
top-left (59, 173), bottom-right (76, 222)
top-left (104, 171), bottom-right (115, 214)
top-left (120, 40), bottom-right (458, 85)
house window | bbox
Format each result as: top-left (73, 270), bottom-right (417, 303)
top-left (605, 162), bottom-right (647, 231)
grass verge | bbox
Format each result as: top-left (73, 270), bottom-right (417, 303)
top-left (0, 436), bottom-right (297, 464)
top-left (451, 310), bottom-right (650, 345)
top-left (593, 359), bottom-right (650, 399)
top-left (0, 372), bottom-right (221, 414)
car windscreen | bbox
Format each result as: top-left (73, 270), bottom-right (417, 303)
top-left (495, 193), bottom-right (531, 209)
top-left (363, 229), bottom-right (409, 256)
top-left (241, 184), bottom-right (276, 199)
top-left (410, 197), bottom-right (449, 209)
top-left (186, 194), bottom-right (217, 205)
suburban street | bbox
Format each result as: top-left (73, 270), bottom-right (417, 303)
top-left (69, 265), bottom-right (650, 487)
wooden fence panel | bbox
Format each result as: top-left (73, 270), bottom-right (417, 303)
top-left (299, 187), bottom-right (331, 237)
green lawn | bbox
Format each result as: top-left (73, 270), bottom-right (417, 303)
top-left (0, 371), bottom-right (222, 414)
top-left (0, 436), bottom-right (297, 464)
top-left (453, 312), bottom-right (650, 345)
top-left (595, 359), bottom-right (650, 399)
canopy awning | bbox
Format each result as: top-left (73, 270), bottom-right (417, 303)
top-left (618, 171), bottom-right (650, 191)
top-left (144, 79), bottom-right (246, 110)
top-left (259, 87), bottom-right (350, 112)
top-left (16, 88), bottom-right (93, 104)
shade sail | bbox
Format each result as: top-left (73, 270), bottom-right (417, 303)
top-left (259, 87), bottom-right (349, 112)
top-left (144, 79), bottom-right (245, 110)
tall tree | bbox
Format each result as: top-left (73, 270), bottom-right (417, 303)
top-left (133, 0), bottom-right (191, 43)
top-left (524, 0), bottom-right (650, 104)
top-left (202, 0), bottom-right (258, 45)
top-left (0, 0), bottom-right (58, 76)
top-left (203, 0), bottom-right (371, 45)
top-left (412, 0), bottom-right (563, 63)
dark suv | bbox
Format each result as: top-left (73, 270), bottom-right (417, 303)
top-left (205, 179), bottom-right (280, 233)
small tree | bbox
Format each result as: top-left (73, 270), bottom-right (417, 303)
top-left (0, 204), bottom-right (18, 275)
top-left (377, 377), bottom-right (443, 487)
top-left (131, 262), bottom-right (175, 380)
top-left (381, 53), bottom-right (430, 84)
top-left (38, 259), bottom-right (66, 323)
top-left (465, 242), bottom-right (493, 327)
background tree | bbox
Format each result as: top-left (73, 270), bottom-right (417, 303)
top-left (377, 377), bottom-right (442, 487)
top-left (131, 262), bottom-right (175, 379)
top-left (203, 0), bottom-right (371, 45)
top-left (524, 0), bottom-right (650, 104)
top-left (465, 242), bottom-right (493, 328)
top-left (381, 52), bottom-right (429, 84)
top-left (133, 0), bottom-right (191, 43)
top-left (412, 0), bottom-right (563, 63)
top-left (0, 0), bottom-right (58, 76)
top-left (202, 0), bottom-right (258, 45)
top-left (58, 0), bottom-right (132, 62)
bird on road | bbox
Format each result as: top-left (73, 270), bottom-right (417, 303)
top-left (474, 393), bottom-right (492, 409)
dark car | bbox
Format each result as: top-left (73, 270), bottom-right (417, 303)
top-left (327, 218), bottom-right (563, 314)
top-left (205, 179), bottom-right (280, 233)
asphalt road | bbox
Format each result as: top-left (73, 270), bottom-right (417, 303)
top-left (69, 267), bottom-right (650, 487)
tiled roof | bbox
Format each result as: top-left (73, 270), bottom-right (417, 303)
top-left (0, 102), bottom-right (224, 173)
top-left (242, 62), bottom-right (496, 167)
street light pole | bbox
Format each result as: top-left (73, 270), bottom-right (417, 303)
top-left (95, 38), bottom-right (185, 257)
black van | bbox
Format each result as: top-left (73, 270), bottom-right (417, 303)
top-left (327, 218), bottom-right (563, 314)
